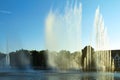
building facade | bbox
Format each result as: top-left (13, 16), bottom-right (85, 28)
top-left (82, 46), bottom-right (120, 72)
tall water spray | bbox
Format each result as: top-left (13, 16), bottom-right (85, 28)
top-left (45, 1), bottom-right (114, 71)
top-left (93, 7), bottom-right (114, 71)
top-left (82, 7), bottom-right (114, 72)
top-left (6, 37), bottom-right (10, 68)
top-left (45, 1), bottom-right (82, 70)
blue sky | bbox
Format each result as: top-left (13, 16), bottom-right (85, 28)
top-left (0, 0), bottom-right (120, 53)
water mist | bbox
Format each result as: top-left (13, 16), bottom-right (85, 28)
top-left (45, 1), bottom-right (82, 70)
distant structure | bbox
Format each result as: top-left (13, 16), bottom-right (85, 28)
top-left (0, 52), bottom-right (6, 68)
top-left (111, 50), bottom-right (120, 71)
top-left (0, 46), bottom-right (120, 72)
top-left (81, 46), bottom-right (120, 72)
top-left (82, 46), bottom-right (96, 71)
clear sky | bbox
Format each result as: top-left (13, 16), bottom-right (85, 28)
top-left (0, 0), bottom-right (120, 53)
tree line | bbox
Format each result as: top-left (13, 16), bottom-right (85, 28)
top-left (0, 49), bottom-right (82, 70)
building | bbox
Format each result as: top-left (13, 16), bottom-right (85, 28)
top-left (82, 46), bottom-right (120, 72)
top-left (111, 50), bottom-right (120, 71)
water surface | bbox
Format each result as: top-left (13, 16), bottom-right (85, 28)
top-left (0, 71), bottom-right (120, 80)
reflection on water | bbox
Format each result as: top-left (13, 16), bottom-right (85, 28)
top-left (0, 71), bottom-right (120, 80)
top-left (47, 72), bottom-right (115, 80)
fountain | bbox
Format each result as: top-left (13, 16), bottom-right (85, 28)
top-left (0, 38), bottom-right (11, 71)
top-left (45, 1), bottom-right (82, 70)
top-left (82, 7), bottom-right (114, 72)
top-left (45, 1), bottom-right (114, 72)
top-left (93, 7), bottom-right (114, 72)
top-left (5, 37), bottom-right (10, 69)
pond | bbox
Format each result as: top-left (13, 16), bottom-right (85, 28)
top-left (0, 71), bottom-right (120, 80)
